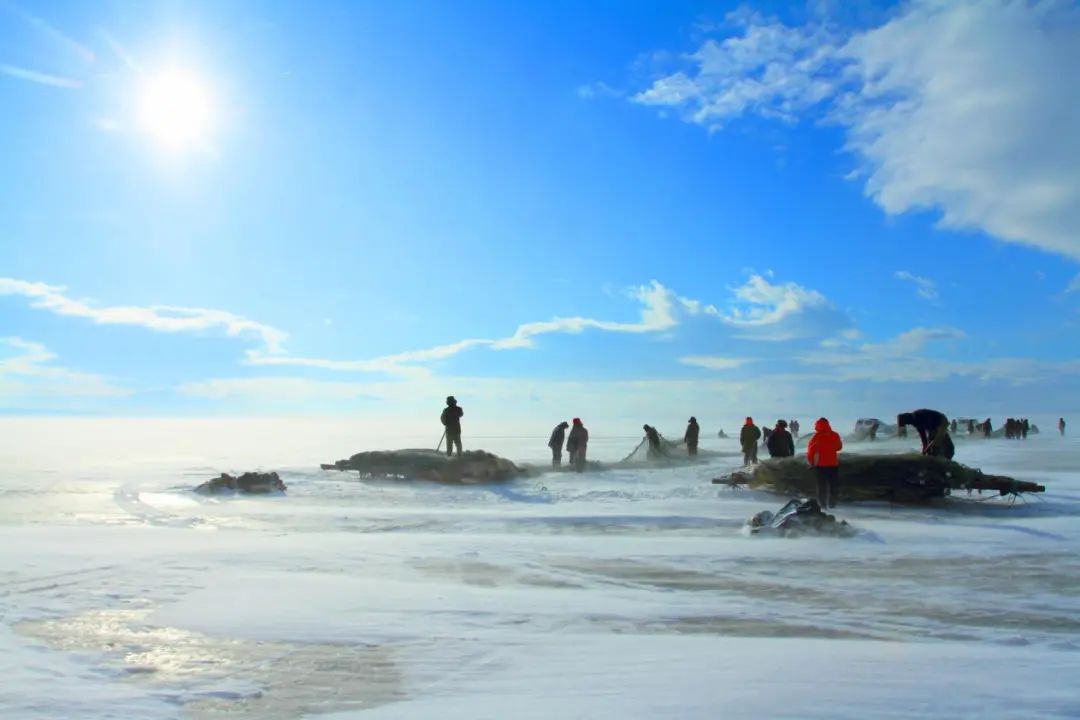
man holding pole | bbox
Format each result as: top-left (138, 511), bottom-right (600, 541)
top-left (440, 396), bottom-right (464, 458)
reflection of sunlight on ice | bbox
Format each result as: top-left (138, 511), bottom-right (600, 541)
top-left (18, 607), bottom-right (406, 718)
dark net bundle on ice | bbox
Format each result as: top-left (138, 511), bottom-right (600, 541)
top-left (716, 454), bottom-right (1045, 503)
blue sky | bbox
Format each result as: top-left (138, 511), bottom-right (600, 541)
top-left (2, 0), bottom-right (1079, 432)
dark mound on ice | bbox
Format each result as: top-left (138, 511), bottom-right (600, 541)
top-left (717, 453), bottom-right (1044, 503)
top-left (746, 499), bottom-right (856, 538)
top-left (321, 449), bottom-right (524, 485)
top-left (194, 472), bottom-right (286, 495)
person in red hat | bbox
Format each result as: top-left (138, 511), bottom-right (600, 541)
top-left (566, 418), bottom-right (589, 473)
top-left (807, 417), bottom-right (843, 508)
top-left (740, 417), bottom-right (761, 465)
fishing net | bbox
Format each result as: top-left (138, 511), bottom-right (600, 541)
top-left (617, 435), bottom-right (686, 464)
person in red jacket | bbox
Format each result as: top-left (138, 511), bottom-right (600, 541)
top-left (806, 417), bottom-right (843, 509)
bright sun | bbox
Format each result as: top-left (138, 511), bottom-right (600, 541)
top-left (138, 69), bottom-right (212, 150)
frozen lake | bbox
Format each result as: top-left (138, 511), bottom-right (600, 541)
top-left (2, 418), bottom-right (1079, 718)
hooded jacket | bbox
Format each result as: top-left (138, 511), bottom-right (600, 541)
top-left (806, 418), bottom-right (842, 468)
top-left (567, 421), bottom-right (588, 453)
top-left (440, 402), bottom-right (463, 432)
top-left (766, 426), bottom-right (795, 458)
top-left (740, 419), bottom-right (761, 450)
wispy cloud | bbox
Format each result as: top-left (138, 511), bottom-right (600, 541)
top-left (631, 1), bottom-right (1080, 259)
top-left (490, 280), bottom-right (681, 350)
top-left (0, 278), bottom-right (288, 353)
top-left (248, 280), bottom-right (692, 376)
top-left (678, 356), bottom-right (753, 371)
top-left (0, 337), bottom-right (129, 399)
top-left (798, 326), bottom-right (970, 382)
top-left (0, 64), bottom-right (81, 88)
top-left (894, 271), bottom-right (938, 301)
top-left (8, 4), bottom-right (95, 64)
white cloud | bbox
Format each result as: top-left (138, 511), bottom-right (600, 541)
top-left (491, 280), bottom-right (680, 350)
top-left (251, 280), bottom-right (689, 375)
top-left (632, 1), bottom-right (1080, 259)
top-left (577, 81), bottom-right (623, 99)
top-left (1066, 274), bottom-right (1080, 294)
top-left (0, 64), bottom-right (81, 88)
top-left (0, 337), bottom-right (129, 399)
top-left (798, 326), bottom-right (973, 382)
top-left (894, 270), bottom-right (938, 301)
top-left (717, 273), bottom-right (845, 340)
top-left (678, 356), bottom-right (753, 370)
top-left (0, 278), bottom-right (288, 353)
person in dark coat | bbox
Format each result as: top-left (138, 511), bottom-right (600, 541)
top-left (643, 424), bottom-right (665, 459)
top-left (766, 420), bottom-right (795, 458)
top-left (440, 396), bottom-right (464, 457)
top-left (1021, 418), bottom-right (1030, 439)
top-left (740, 417), bottom-right (761, 465)
top-left (1060, 417), bottom-right (1067, 436)
top-left (548, 421), bottom-right (570, 467)
top-left (897, 409), bottom-right (950, 457)
top-left (790, 420), bottom-right (800, 439)
top-left (983, 418), bottom-right (993, 439)
top-left (684, 417), bottom-right (700, 456)
top-left (566, 418), bottom-right (588, 472)
top-left (868, 420), bottom-right (880, 441)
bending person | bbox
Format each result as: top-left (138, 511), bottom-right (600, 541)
top-left (897, 408), bottom-right (953, 459)
top-left (643, 424), bottom-right (665, 459)
top-left (548, 421), bottom-right (569, 467)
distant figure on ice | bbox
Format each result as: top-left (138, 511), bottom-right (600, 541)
top-left (983, 418), bottom-right (993, 439)
top-left (766, 420), bottom-right (795, 458)
top-left (897, 408), bottom-right (953, 459)
top-left (643, 424), bottom-right (665, 459)
top-left (868, 420), bottom-right (880, 442)
top-left (548, 421), bottom-right (569, 467)
top-left (717, 429), bottom-right (728, 439)
top-left (790, 419), bottom-right (800, 439)
top-left (950, 418), bottom-right (958, 434)
top-left (967, 419), bottom-right (976, 435)
top-left (1022, 418), bottom-right (1030, 439)
top-left (1060, 417), bottom-right (1067, 436)
top-left (684, 417), bottom-right (700, 456)
top-left (807, 417), bottom-right (843, 509)
top-left (566, 418), bottom-right (588, 473)
top-left (440, 396), bottom-right (464, 458)
top-left (740, 417), bottom-right (761, 465)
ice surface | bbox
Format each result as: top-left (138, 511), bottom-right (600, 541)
top-left (1, 418), bottom-right (1079, 718)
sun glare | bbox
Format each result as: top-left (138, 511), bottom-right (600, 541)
top-left (138, 69), bottom-right (212, 150)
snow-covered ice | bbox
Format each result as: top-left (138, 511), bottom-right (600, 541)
top-left (1, 418), bottom-right (1078, 718)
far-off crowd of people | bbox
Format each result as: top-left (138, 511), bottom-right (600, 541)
top-left (440, 396), bottom-right (1068, 510)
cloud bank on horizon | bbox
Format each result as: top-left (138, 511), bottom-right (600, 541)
top-left (1, 0), bottom-right (1078, 426)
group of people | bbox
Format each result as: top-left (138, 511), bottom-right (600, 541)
top-left (1003, 418), bottom-right (1032, 440)
top-left (547, 418), bottom-right (591, 472)
top-left (441, 396), bottom-right (1067, 507)
top-left (740, 418), bottom-right (798, 465)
